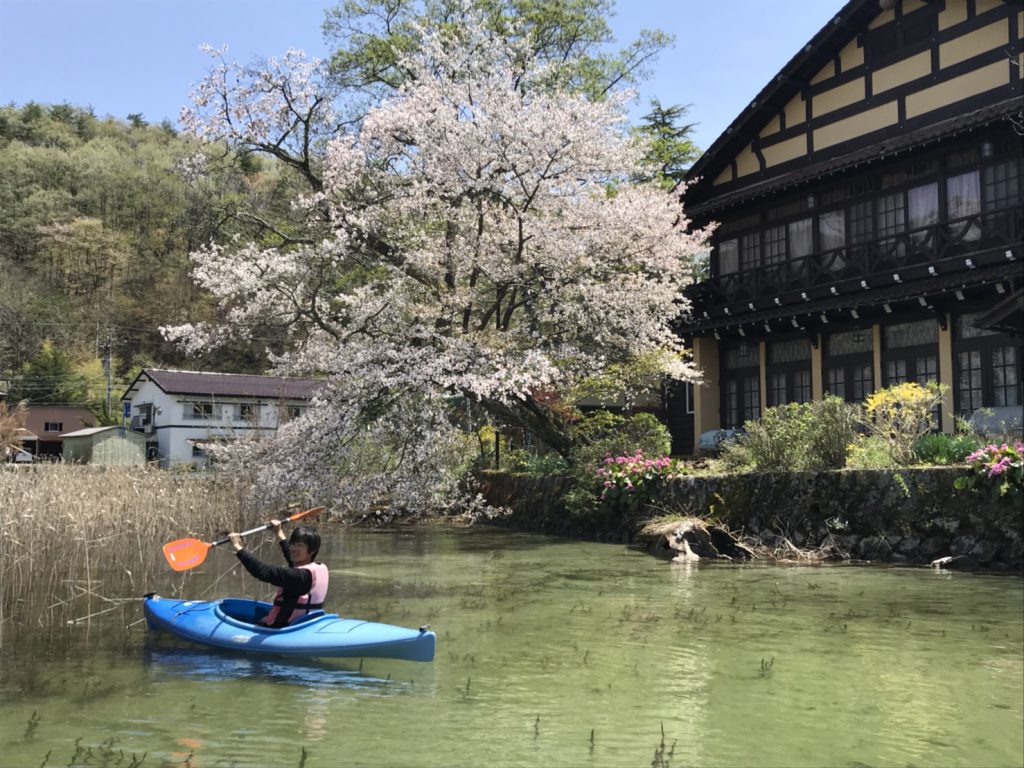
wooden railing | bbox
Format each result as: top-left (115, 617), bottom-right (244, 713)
top-left (691, 204), bottom-right (1023, 307)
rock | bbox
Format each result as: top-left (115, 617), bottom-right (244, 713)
top-left (897, 537), bottom-right (920, 554)
top-left (887, 553), bottom-right (909, 564)
top-left (970, 540), bottom-right (1001, 564)
top-left (857, 536), bottom-right (882, 559)
top-left (950, 536), bottom-right (977, 557)
top-left (919, 536), bottom-right (948, 558)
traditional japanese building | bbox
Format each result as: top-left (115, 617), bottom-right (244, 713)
top-left (670, 0), bottom-right (1023, 454)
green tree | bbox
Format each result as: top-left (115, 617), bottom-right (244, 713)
top-left (9, 340), bottom-right (92, 406)
top-left (635, 99), bottom-right (700, 187)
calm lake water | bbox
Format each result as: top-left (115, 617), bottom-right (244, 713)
top-left (2, 525), bottom-right (1022, 768)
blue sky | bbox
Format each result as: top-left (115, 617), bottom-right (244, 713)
top-left (0, 0), bottom-right (846, 153)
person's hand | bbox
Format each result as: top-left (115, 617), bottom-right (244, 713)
top-left (270, 519), bottom-right (286, 541)
top-left (228, 532), bottom-right (244, 552)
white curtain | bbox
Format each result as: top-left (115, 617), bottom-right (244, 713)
top-left (718, 239), bottom-right (739, 274)
top-left (788, 218), bottom-right (813, 258)
top-left (947, 171), bottom-right (981, 241)
top-left (908, 183), bottom-right (938, 244)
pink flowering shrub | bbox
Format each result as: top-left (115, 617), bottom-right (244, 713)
top-left (593, 450), bottom-right (681, 515)
top-left (954, 442), bottom-right (1024, 500)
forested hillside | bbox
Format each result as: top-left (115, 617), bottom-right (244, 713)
top-left (0, 103), bottom-right (291, 414)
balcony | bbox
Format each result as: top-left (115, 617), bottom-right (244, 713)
top-left (689, 204), bottom-right (1023, 313)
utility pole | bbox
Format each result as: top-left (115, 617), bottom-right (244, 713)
top-left (102, 331), bottom-right (113, 420)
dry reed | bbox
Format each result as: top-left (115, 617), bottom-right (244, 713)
top-left (0, 464), bottom-right (265, 655)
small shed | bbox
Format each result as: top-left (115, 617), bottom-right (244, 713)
top-left (61, 426), bottom-right (147, 466)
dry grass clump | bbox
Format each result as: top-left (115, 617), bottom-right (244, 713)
top-left (0, 464), bottom-right (261, 653)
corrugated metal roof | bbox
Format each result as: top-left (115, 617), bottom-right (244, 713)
top-left (129, 369), bottom-right (324, 400)
top-left (61, 426), bottom-right (121, 438)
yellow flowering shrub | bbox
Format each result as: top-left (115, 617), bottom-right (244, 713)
top-left (861, 381), bottom-right (945, 465)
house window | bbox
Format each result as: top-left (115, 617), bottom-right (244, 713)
top-left (825, 367), bottom-right (845, 398)
top-left (953, 313), bottom-right (1022, 416)
top-left (848, 200), bottom-right (873, 246)
top-left (983, 160), bottom-right (1019, 211)
top-left (764, 225), bottom-right (786, 266)
top-left (684, 382), bottom-right (695, 416)
top-left (740, 232), bottom-right (761, 271)
top-left (722, 344), bottom-right (761, 428)
top-left (766, 339), bottom-right (812, 406)
top-left (876, 191), bottom-right (905, 246)
top-left (238, 403), bottom-right (258, 421)
top-left (957, 350), bottom-right (984, 414)
top-left (282, 405), bottom-right (305, 422)
top-left (789, 218), bottom-right (813, 259)
top-left (768, 372), bottom-right (787, 407)
top-left (825, 330), bottom-right (874, 403)
top-left (718, 239), bottom-right (739, 275)
top-left (907, 183), bottom-right (939, 243)
top-left (993, 347), bottom-right (1019, 407)
top-left (184, 402), bottom-right (213, 420)
top-left (947, 171), bottom-right (981, 242)
top-left (851, 364), bottom-right (874, 402)
top-left (191, 444), bottom-right (207, 459)
top-left (44, 422), bottom-right (63, 432)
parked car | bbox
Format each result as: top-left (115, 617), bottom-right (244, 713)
top-left (9, 449), bottom-right (33, 463)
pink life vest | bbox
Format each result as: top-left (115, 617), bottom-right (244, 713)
top-left (264, 562), bottom-right (329, 626)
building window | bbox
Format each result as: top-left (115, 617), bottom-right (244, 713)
top-left (740, 232), bottom-right (761, 271)
top-left (788, 218), bottom-right (813, 259)
top-left (191, 444), bottom-right (207, 459)
top-left (957, 350), bottom-right (984, 414)
top-left (907, 182), bottom-right (939, 243)
top-left (718, 239), bottom-right (739, 275)
top-left (238, 403), bottom-right (258, 421)
top-left (743, 375), bottom-right (761, 422)
top-left (768, 372), bottom-right (787, 407)
top-left (825, 367), bottom-right (845, 398)
top-left (684, 382), bottom-right (695, 415)
top-left (947, 170), bottom-right (981, 241)
top-left (983, 160), bottom-right (1019, 211)
top-left (184, 402), bottom-right (213, 420)
top-left (764, 225), bottom-right (786, 266)
top-left (876, 191), bottom-right (905, 249)
top-left (825, 329), bottom-right (873, 403)
top-left (44, 422), bottom-right (63, 432)
top-left (722, 344), bottom-right (760, 428)
top-left (953, 313), bottom-right (1022, 416)
top-left (851, 364), bottom-right (873, 402)
top-left (848, 200), bottom-right (873, 246)
top-left (993, 347), bottom-right (1019, 407)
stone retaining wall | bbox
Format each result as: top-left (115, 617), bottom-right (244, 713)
top-left (475, 468), bottom-right (1023, 570)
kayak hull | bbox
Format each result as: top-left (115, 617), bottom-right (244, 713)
top-left (143, 594), bottom-right (435, 662)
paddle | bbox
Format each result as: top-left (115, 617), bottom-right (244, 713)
top-left (162, 506), bottom-right (326, 572)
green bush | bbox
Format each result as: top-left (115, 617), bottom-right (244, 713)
top-left (913, 432), bottom-right (982, 465)
top-left (846, 435), bottom-right (893, 469)
top-left (501, 448), bottom-right (570, 475)
top-left (803, 396), bottom-right (860, 470)
top-left (721, 396), bottom-right (859, 472)
top-left (569, 411), bottom-right (671, 472)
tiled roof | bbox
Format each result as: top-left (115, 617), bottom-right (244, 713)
top-left (126, 369), bottom-right (325, 400)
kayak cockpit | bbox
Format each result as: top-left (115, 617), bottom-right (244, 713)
top-left (214, 598), bottom-right (331, 631)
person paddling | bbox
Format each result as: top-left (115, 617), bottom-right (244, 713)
top-left (227, 520), bottom-right (329, 628)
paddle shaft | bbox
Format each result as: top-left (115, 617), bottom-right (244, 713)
top-left (213, 505), bottom-right (325, 547)
top-left (208, 521), bottom-right (276, 549)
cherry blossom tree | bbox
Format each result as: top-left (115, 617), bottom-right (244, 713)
top-left (167, 13), bottom-right (710, 514)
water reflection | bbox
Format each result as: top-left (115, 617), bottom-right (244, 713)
top-left (143, 641), bottom-right (431, 693)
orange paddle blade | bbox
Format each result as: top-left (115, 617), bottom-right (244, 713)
top-left (162, 537), bottom-right (212, 572)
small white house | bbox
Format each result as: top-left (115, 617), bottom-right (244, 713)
top-left (120, 369), bottom-right (324, 468)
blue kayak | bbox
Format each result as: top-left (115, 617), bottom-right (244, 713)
top-left (143, 594), bottom-right (435, 662)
